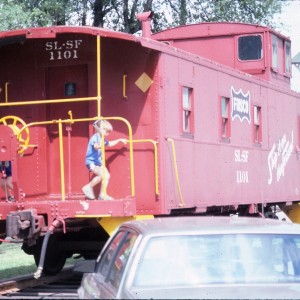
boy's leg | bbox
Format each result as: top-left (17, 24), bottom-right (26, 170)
top-left (1, 177), bottom-right (14, 201)
top-left (0, 179), bottom-right (5, 192)
top-left (6, 176), bottom-right (14, 192)
top-left (6, 176), bottom-right (14, 201)
top-left (99, 167), bottom-right (113, 200)
top-left (0, 179), bottom-right (7, 199)
top-left (82, 166), bottom-right (102, 200)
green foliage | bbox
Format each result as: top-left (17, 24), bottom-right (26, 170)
top-left (164, 0), bottom-right (283, 29)
top-left (191, 0), bottom-right (283, 27)
top-left (0, 1), bottom-right (30, 30)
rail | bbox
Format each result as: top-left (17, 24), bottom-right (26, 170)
top-left (167, 138), bottom-right (185, 207)
top-left (16, 115), bottom-right (159, 200)
top-left (131, 139), bottom-right (159, 195)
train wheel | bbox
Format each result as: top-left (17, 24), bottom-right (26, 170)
top-left (33, 234), bottom-right (67, 275)
top-left (0, 115), bottom-right (30, 155)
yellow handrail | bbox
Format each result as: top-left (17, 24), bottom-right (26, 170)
top-left (0, 96), bottom-right (98, 107)
top-left (167, 138), bottom-right (184, 207)
top-left (101, 116), bottom-right (135, 196)
top-left (123, 74), bottom-right (128, 99)
top-left (58, 121), bottom-right (65, 201)
top-left (0, 35), bottom-right (102, 109)
top-left (100, 128), bottom-right (107, 196)
top-left (131, 139), bottom-right (159, 195)
top-left (18, 115), bottom-right (135, 198)
top-left (96, 35), bottom-right (101, 118)
top-left (16, 116), bottom-right (160, 201)
top-left (5, 82), bottom-right (9, 103)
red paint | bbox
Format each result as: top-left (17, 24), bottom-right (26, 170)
top-left (0, 22), bottom-right (298, 230)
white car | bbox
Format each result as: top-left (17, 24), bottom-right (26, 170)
top-left (76, 216), bottom-right (300, 299)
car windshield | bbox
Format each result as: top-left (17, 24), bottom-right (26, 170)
top-left (133, 234), bottom-right (300, 287)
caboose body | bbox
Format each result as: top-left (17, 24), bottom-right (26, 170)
top-left (0, 13), bottom-right (299, 274)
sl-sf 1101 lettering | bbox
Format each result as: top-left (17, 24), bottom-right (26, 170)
top-left (45, 40), bottom-right (83, 60)
top-left (234, 149), bottom-right (249, 184)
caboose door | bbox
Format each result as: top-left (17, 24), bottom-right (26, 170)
top-left (46, 64), bottom-right (89, 197)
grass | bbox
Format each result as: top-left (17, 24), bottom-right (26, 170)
top-left (0, 242), bottom-right (36, 280)
top-left (0, 242), bottom-right (77, 281)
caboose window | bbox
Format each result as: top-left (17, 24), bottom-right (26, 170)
top-left (253, 105), bottom-right (262, 144)
top-left (238, 35), bottom-right (262, 61)
top-left (221, 96), bottom-right (230, 139)
top-left (285, 42), bottom-right (291, 74)
top-left (272, 35), bottom-right (278, 69)
top-left (65, 82), bottom-right (76, 96)
top-left (182, 86), bottom-right (193, 134)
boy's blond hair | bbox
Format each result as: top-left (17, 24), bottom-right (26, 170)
top-left (93, 119), bottom-right (113, 132)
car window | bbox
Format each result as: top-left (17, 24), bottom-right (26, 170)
top-left (108, 232), bottom-right (138, 289)
top-left (96, 229), bottom-right (138, 290)
top-left (132, 234), bottom-right (300, 287)
top-left (97, 230), bottom-right (126, 278)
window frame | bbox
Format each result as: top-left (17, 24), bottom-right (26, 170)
top-left (271, 34), bottom-right (278, 71)
top-left (181, 86), bottom-right (194, 136)
top-left (95, 229), bottom-right (138, 292)
top-left (220, 96), bottom-right (231, 141)
top-left (253, 105), bottom-right (262, 145)
top-left (96, 230), bottom-right (127, 278)
top-left (284, 41), bottom-right (291, 75)
top-left (238, 35), bottom-right (263, 62)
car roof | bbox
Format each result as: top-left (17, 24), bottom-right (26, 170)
top-left (120, 216), bottom-right (300, 236)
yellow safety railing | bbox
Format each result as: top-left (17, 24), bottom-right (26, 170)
top-left (16, 116), bottom-right (107, 201)
top-left (131, 139), bottom-right (159, 195)
top-left (0, 36), bottom-right (102, 120)
top-left (17, 117), bottom-right (91, 201)
top-left (98, 116), bottom-right (134, 198)
top-left (0, 34), bottom-right (159, 201)
top-left (0, 34), bottom-right (102, 200)
top-left (96, 35), bottom-right (101, 117)
top-left (5, 82), bottom-right (9, 103)
top-left (167, 138), bottom-right (185, 207)
top-left (96, 118), bottom-right (160, 197)
top-left (123, 74), bottom-right (128, 99)
top-left (17, 116), bottom-right (159, 201)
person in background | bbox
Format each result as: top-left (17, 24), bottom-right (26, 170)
top-left (82, 119), bottom-right (127, 200)
top-left (0, 161), bottom-right (14, 202)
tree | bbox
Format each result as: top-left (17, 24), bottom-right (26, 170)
top-left (0, 0), bottom-right (45, 30)
top-left (94, 0), bottom-right (284, 33)
top-left (163, 0), bottom-right (284, 29)
top-left (93, 0), bottom-right (120, 27)
top-left (92, 0), bottom-right (153, 33)
top-left (22, 0), bottom-right (77, 26)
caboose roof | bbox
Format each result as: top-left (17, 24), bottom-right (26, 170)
top-left (0, 25), bottom-right (139, 47)
top-left (152, 22), bottom-right (290, 42)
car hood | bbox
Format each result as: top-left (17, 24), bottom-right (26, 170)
top-left (129, 284), bottom-right (300, 299)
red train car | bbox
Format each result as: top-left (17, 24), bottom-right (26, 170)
top-left (1, 12), bottom-right (300, 274)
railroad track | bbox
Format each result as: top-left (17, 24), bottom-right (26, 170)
top-left (0, 266), bottom-right (82, 299)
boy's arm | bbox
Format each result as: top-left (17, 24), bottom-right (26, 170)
top-left (108, 139), bottom-right (127, 147)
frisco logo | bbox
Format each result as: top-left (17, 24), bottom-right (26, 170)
top-left (268, 131), bottom-right (294, 185)
top-left (231, 87), bottom-right (251, 123)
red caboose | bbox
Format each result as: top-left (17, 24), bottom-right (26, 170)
top-left (0, 13), bottom-right (299, 274)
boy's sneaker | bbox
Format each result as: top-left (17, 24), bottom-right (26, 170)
top-left (98, 194), bottom-right (114, 201)
top-left (82, 185), bottom-right (95, 200)
top-left (7, 196), bottom-right (15, 202)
